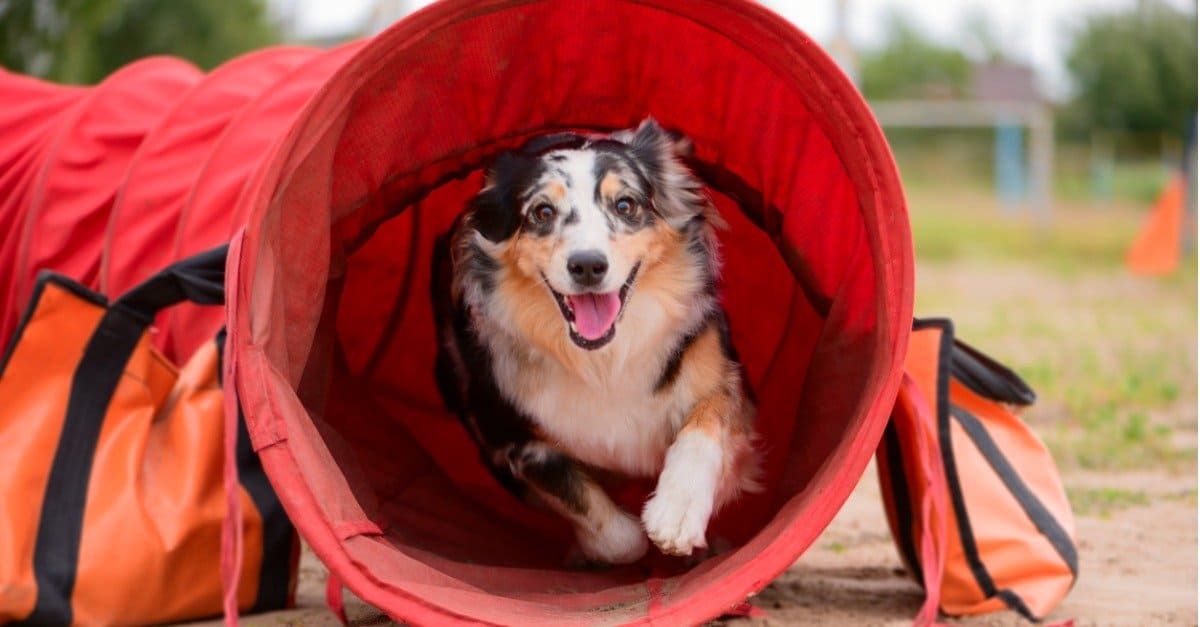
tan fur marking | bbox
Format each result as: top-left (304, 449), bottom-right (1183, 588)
top-left (492, 264), bottom-right (574, 366)
top-left (680, 392), bottom-right (732, 438)
top-left (543, 181), bottom-right (566, 203)
top-left (674, 326), bottom-right (730, 403)
top-left (599, 172), bottom-right (624, 201)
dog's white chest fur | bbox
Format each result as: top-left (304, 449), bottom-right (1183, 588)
top-left (493, 346), bottom-right (686, 477)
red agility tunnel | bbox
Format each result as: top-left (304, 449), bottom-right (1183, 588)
top-left (224, 0), bottom-right (913, 623)
top-left (1, 0), bottom-right (913, 624)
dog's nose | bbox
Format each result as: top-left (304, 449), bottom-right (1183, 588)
top-left (567, 251), bottom-right (608, 287)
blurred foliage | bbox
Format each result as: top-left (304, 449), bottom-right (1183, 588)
top-left (1063, 0), bottom-right (1197, 137)
top-left (859, 11), bottom-right (973, 100)
top-left (959, 8), bottom-right (1008, 64)
top-left (0, 0), bottom-right (279, 84)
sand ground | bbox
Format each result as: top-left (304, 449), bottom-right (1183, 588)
top-left (205, 459), bottom-right (1195, 627)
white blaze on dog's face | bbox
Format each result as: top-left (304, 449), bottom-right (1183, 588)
top-left (465, 119), bottom-right (713, 352)
top-left (520, 148), bottom-right (651, 347)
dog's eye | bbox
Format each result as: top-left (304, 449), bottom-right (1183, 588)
top-left (531, 203), bottom-right (556, 223)
top-left (615, 197), bottom-right (636, 216)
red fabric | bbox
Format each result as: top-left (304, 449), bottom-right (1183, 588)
top-left (221, 232), bottom-right (248, 627)
top-left (165, 40), bottom-right (367, 364)
top-left (226, 0), bottom-right (912, 624)
top-left (0, 71), bottom-right (86, 347)
top-left (326, 575), bottom-right (350, 626)
top-left (98, 47), bottom-right (319, 365)
top-left (0, 58), bottom-right (201, 347)
top-left (0, 0), bottom-right (914, 623)
top-left (902, 375), bottom-right (949, 627)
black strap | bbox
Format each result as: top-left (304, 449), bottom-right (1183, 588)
top-left (950, 338), bottom-right (1037, 407)
top-left (113, 244), bottom-right (226, 322)
top-left (881, 421), bottom-right (924, 586)
top-left (18, 246), bottom-right (228, 626)
top-left (950, 405), bottom-right (1079, 579)
top-left (914, 318), bottom-right (1064, 622)
top-left (215, 330), bottom-right (295, 613)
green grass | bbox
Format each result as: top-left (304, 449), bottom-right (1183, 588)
top-left (824, 541), bottom-right (848, 555)
top-left (1066, 486), bottom-right (1150, 518)
top-left (1055, 154), bottom-right (1173, 205)
top-left (906, 183), bottom-right (1156, 273)
top-left (907, 184), bottom-right (1197, 474)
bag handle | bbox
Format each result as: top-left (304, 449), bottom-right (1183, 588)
top-left (19, 245), bottom-right (229, 625)
top-left (111, 244), bottom-right (227, 323)
top-left (950, 338), bottom-right (1036, 407)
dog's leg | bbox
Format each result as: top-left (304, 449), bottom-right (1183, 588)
top-left (642, 379), bottom-right (754, 556)
top-left (504, 441), bottom-right (649, 565)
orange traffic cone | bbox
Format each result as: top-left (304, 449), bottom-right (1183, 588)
top-left (1126, 173), bottom-right (1185, 275)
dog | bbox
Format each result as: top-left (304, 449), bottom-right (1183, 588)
top-left (432, 118), bottom-right (760, 565)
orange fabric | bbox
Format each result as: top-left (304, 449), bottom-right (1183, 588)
top-left (1126, 173), bottom-right (1184, 275)
top-left (0, 278), bottom-right (272, 625)
top-left (903, 325), bottom-right (942, 414)
top-left (881, 323), bottom-right (1077, 621)
top-left (945, 380), bottom-right (1076, 618)
top-left (0, 282), bottom-right (106, 622)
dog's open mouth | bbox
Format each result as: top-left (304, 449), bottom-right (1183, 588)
top-left (547, 263), bottom-right (640, 350)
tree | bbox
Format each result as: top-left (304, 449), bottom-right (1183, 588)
top-left (1064, 1), bottom-right (1197, 135)
top-left (0, 0), bottom-right (279, 85)
top-left (859, 11), bottom-right (973, 100)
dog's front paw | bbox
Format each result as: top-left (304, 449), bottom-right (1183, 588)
top-left (642, 486), bottom-right (713, 556)
top-left (577, 509), bottom-right (649, 565)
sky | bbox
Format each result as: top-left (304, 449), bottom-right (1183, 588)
top-left (272, 0), bottom-right (1195, 100)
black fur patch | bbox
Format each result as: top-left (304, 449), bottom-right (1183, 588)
top-left (471, 151), bottom-right (546, 242)
top-left (519, 132), bottom-right (589, 156)
top-left (654, 314), bottom-right (713, 392)
top-left (465, 241), bottom-right (500, 294)
top-left (511, 446), bottom-right (589, 515)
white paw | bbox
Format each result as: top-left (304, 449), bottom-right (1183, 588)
top-left (577, 510), bottom-right (649, 565)
top-left (642, 486), bottom-right (713, 556)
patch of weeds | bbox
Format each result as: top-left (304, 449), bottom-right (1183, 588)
top-left (1067, 486), bottom-right (1150, 518)
top-left (1017, 358), bottom-right (1056, 396)
top-left (1048, 404), bottom-right (1192, 471)
top-left (1122, 412), bottom-right (1150, 442)
top-left (1162, 488), bottom-right (1199, 505)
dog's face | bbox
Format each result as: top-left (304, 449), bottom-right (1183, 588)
top-left (462, 119), bottom-right (714, 352)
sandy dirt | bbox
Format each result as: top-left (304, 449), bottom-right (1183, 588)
top-left (203, 460), bottom-right (1195, 627)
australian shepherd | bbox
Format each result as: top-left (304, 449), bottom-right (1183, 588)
top-left (433, 119), bottom-right (760, 565)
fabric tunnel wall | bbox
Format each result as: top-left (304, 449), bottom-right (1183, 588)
top-left (0, 0), bottom-right (914, 624)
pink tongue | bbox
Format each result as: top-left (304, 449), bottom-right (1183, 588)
top-left (567, 291), bottom-right (622, 341)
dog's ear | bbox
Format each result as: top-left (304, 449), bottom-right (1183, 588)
top-left (617, 118), bottom-right (709, 229)
top-left (470, 150), bottom-right (530, 243)
top-left (628, 118), bottom-right (693, 160)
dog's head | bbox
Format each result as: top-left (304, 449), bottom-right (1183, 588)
top-left (460, 118), bottom-right (717, 352)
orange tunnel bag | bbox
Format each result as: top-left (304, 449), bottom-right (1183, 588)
top-left (879, 319), bottom-right (1078, 621)
top-left (0, 251), bottom-right (295, 626)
